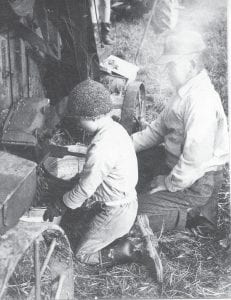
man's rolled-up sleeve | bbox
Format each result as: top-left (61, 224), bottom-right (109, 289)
top-left (165, 96), bottom-right (218, 192)
top-left (63, 144), bottom-right (116, 209)
top-left (131, 112), bottom-right (166, 152)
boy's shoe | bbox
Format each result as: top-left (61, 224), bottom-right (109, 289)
top-left (100, 235), bottom-right (163, 282)
top-left (74, 214), bottom-right (163, 282)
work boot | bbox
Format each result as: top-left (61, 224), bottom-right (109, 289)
top-left (100, 215), bottom-right (163, 283)
top-left (101, 23), bottom-right (114, 45)
top-left (100, 236), bottom-right (138, 267)
top-left (186, 212), bottom-right (217, 237)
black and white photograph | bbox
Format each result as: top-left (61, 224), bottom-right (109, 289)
top-left (0, 0), bottom-right (230, 299)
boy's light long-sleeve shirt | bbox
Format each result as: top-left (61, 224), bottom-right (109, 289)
top-left (63, 118), bottom-right (138, 209)
top-left (132, 70), bottom-right (229, 192)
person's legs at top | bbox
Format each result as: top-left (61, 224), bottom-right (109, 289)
top-left (100, 0), bottom-right (113, 45)
top-left (100, 0), bottom-right (111, 23)
top-left (89, 0), bottom-right (101, 43)
top-left (89, 0), bottom-right (113, 45)
top-left (90, 0), bottom-right (100, 24)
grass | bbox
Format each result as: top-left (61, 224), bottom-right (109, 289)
top-left (74, 0), bottom-right (230, 299)
top-left (74, 170), bottom-right (230, 299)
top-left (5, 230), bottom-right (73, 299)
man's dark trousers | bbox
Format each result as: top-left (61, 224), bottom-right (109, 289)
top-left (136, 146), bottom-right (224, 233)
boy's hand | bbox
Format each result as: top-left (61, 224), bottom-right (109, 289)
top-left (43, 199), bottom-right (68, 222)
top-left (148, 175), bottom-right (167, 194)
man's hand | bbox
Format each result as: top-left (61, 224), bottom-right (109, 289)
top-left (138, 117), bottom-right (148, 130)
top-left (43, 199), bottom-right (68, 222)
top-left (148, 175), bottom-right (167, 194)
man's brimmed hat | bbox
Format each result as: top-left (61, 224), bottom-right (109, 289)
top-left (67, 79), bottom-right (112, 119)
top-left (156, 30), bottom-right (206, 65)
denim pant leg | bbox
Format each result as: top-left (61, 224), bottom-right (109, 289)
top-left (138, 190), bottom-right (189, 232)
top-left (138, 170), bottom-right (224, 233)
top-left (198, 170), bottom-right (224, 224)
top-left (136, 147), bottom-right (224, 232)
top-left (75, 200), bottom-right (138, 263)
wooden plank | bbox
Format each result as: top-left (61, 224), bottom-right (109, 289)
top-left (0, 151), bottom-right (37, 234)
top-left (20, 38), bottom-right (29, 98)
top-left (8, 32), bottom-right (30, 103)
top-left (0, 151), bottom-right (37, 206)
top-left (28, 55), bottom-right (45, 98)
top-left (0, 33), bottom-right (12, 109)
top-left (8, 32), bottom-right (21, 103)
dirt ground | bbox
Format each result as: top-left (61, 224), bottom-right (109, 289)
top-left (74, 0), bottom-right (230, 299)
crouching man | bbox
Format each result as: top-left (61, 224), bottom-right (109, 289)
top-left (43, 79), bottom-right (162, 279)
top-left (132, 31), bottom-right (229, 235)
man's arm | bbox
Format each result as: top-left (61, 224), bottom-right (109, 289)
top-left (165, 95), bottom-right (218, 192)
top-left (131, 111), bottom-right (166, 152)
top-left (63, 144), bottom-right (116, 209)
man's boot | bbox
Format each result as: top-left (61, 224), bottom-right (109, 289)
top-left (100, 214), bottom-right (163, 283)
top-left (186, 209), bottom-right (217, 236)
top-left (101, 23), bottom-right (113, 45)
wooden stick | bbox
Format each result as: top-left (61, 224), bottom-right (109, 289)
top-left (137, 214), bottom-right (163, 282)
top-left (55, 273), bottom-right (66, 300)
top-left (27, 239), bottom-right (56, 299)
top-left (40, 239), bottom-right (57, 276)
top-left (34, 239), bottom-right (41, 300)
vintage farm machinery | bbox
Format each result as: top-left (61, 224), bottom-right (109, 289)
top-left (0, 0), bottom-right (178, 298)
top-left (0, 0), bottom-right (146, 298)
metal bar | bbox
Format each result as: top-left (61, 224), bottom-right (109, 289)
top-left (40, 239), bottom-right (57, 276)
top-left (55, 273), bottom-right (66, 300)
top-left (34, 239), bottom-right (41, 300)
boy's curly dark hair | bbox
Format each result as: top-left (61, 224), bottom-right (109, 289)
top-left (67, 79), bottom-right (112, 120)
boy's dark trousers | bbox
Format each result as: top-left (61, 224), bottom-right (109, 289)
top-left (61, 199), bottom-right (138, 264)
top-left (136, 146), bottom-right (224, 233)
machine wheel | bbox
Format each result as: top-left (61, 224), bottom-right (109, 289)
top-left (120, 81), bottom-right (146, 135)
top-left (0, 221), bottom-right (74, 300)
